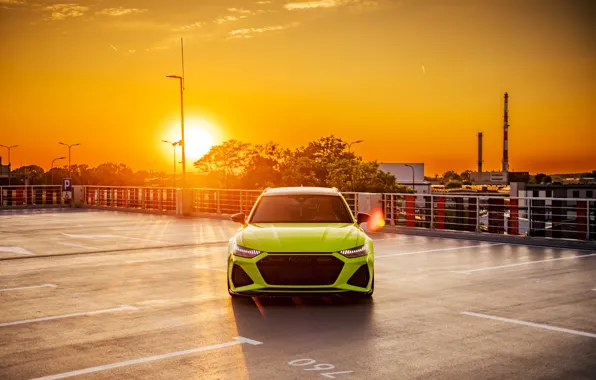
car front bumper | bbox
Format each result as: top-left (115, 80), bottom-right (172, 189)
top-left (228, 252), bottom-right (374, 295)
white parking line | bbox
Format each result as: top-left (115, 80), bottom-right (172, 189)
top-left (126, 252), bottom-right (214, 264)
top-left (0, 246), bottom-right (34, 255)
top-left (122, 236), bottom-right (175, 245)
top-left (461, 312), bottom-right (596, 339)
top-left (376, 243), bottom-right (503, 258)
top-left (0, 284), bottom-right (57, 292)
top-left (0, 305), bottom-right (137, 328)
top-left (58, 242), bottom-right (99, 250)
top-left (194, 265), bottom-right (227, 273)
top-left (372, 237), bottom-right (409, 242)
top-left (453, 253), bottom-right (596, 274)
top-left (62, 233), bottom-right (173, 245)
top-left (31, 336), bottom-right (263, 380)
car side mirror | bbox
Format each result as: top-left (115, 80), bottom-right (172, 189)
top-left (231, 213), bottom-right (246, 224)
top-left (357, 213), bottom-right (370, 225)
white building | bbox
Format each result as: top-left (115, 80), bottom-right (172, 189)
top-left (378, 163), bottom-right (431, 194)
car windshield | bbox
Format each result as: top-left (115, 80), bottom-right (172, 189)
top-left (250, 194), bottom-right (353, 223)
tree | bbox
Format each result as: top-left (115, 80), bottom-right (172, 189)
top-left (12, 165), bottom-right (45, 184)
top-left (296, 135), bottom-right (354, 187)
top-left (542, 175), bottom-right (552, 184)
top-left (446, 180), bottom-right (462, 189)
top-left (194, 140), bottom-right (253, 188)
top-left (443, 170), bottom-right (461, 183)
top-left (534, 173), bottom-right (546, 184)
top-left (241, 142), bottom-right (290, 189)
top-left (280, 154), bottom-right (319, 187)
top-left (460, 170), bottom-right (472, 182)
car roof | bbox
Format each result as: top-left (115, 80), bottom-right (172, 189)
top-left (262, 187), bottom-right (341, 196)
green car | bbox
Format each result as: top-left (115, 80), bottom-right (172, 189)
top-left (227, 187), bottom-right (374, 297)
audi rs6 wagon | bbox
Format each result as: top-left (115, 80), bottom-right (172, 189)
top-left (227, 187), bottom-right (374, 297)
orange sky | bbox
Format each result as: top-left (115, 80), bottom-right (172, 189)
top-left (1, 0), bottom-right (595, 176)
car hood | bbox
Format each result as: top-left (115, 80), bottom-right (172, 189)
top-left (236, 223), bottom-right (366, 253)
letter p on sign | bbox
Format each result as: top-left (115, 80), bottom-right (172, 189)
top-left (62, 178), bottom-right (72, 192)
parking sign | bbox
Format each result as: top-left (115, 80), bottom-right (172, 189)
top-left (62, 178), bottom-right (72, 192)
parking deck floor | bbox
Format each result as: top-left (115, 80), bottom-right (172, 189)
top-left (1, 209), bottom-right (595, 379)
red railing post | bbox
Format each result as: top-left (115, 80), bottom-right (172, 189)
top-left (577, 201), bottom-right (587, 240)
top-left (436, 196), bottom-right (445, 229)
top-left (405, 195), bottom-right (415, 227)
top-left (508, 199), bottom-right (519, 235)
top-left (16, 187), bottom-right (24, 205)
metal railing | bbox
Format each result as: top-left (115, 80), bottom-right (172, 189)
top-left (83, 186), bottom-right (177, 212)
top-left (378, 193), bottom-right (594, 241)
top-left (2, 186), bottom-right (594, 242)
top-left (193, 188), bottom-right (262, 215)
top-left (0, 186), bottom-right (66, 207)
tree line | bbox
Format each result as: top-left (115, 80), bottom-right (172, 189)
top-left (5, 135), bottom-right (414, 193)
top-left (7, 163), bottom-right (168, 187)
top-left (193, 135), bottom-right (413, 193)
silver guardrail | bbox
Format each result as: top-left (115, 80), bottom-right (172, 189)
top-left (83, 186), bottom-right (177, 212)
top-left (1, 186), bottom-right (593, 242)
top-left (0, 185), bottom-right (66, 207)
top-left (373, 193), bottom-right (593, 241)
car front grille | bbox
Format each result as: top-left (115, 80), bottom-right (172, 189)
top-left (257, 255), bottom-right (344, 286)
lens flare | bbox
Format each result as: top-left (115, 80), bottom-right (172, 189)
top-left (367, 208), bottom-right (385, 232)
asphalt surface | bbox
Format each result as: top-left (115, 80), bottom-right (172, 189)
top-left (1, 209), bottom-right (595, 380)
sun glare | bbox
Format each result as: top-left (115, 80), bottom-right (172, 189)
top-left (165, 118), bottom-right (216, 162)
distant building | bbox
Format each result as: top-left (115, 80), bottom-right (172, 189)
top-left (378, 163), bottom-right (431, 194)
top-left (511, 182), bottom-right (596, 200)
top-left (510, 182), bottom-right (596, 221)
top-left (0, 157), bottom-right (10, 185)
top-left (470, 171), bottom-right (508, 185)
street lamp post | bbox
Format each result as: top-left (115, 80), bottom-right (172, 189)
top-left (51, 157), bottom-right (67, 185)
top-left (347, 140), bottom-right (363, 154)
top-left (166, 75), bottom-right (186, 188)
top-left (405, 164), bottom-right (415, 193)
top-left (347, 140), bottom-right (363, 191)
top-left (0, 144), bottom-right (18, 185)
top-left (58, 142), bottom-right (80, 178)
top-left (162, 140), bottom-right (181, 187)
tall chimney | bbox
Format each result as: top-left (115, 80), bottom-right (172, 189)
top-left (478, 132), bottom-right (483, 173)
top-left (502, 92), bottom-right (509, 172)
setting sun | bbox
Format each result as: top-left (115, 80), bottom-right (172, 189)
top-left (164, 118), bottom-right (216, 162)
top-left (184, 122), bottom-right (215, 160)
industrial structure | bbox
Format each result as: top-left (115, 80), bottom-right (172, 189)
top-left (470, 92), bottom-right (511, 185)
top-left (502, 92), bottom-right (510, 173)
top-left (477, 132), bottom-right (483, 173)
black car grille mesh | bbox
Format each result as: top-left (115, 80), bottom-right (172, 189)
top-left (257, 255), bottom-right (344, 286)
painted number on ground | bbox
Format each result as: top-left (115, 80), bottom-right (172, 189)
top-left (288, 359), bottom-right (353, 378)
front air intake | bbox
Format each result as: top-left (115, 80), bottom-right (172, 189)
top-left (347, 264), bottom-right (370, 288)
top-left (232, 264), bottom-right (253, 287)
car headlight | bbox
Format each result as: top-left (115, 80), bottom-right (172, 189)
top-left (338, 245), bottom-right (368, 258)
top-left (233, 244), bottom-right (263, 258)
